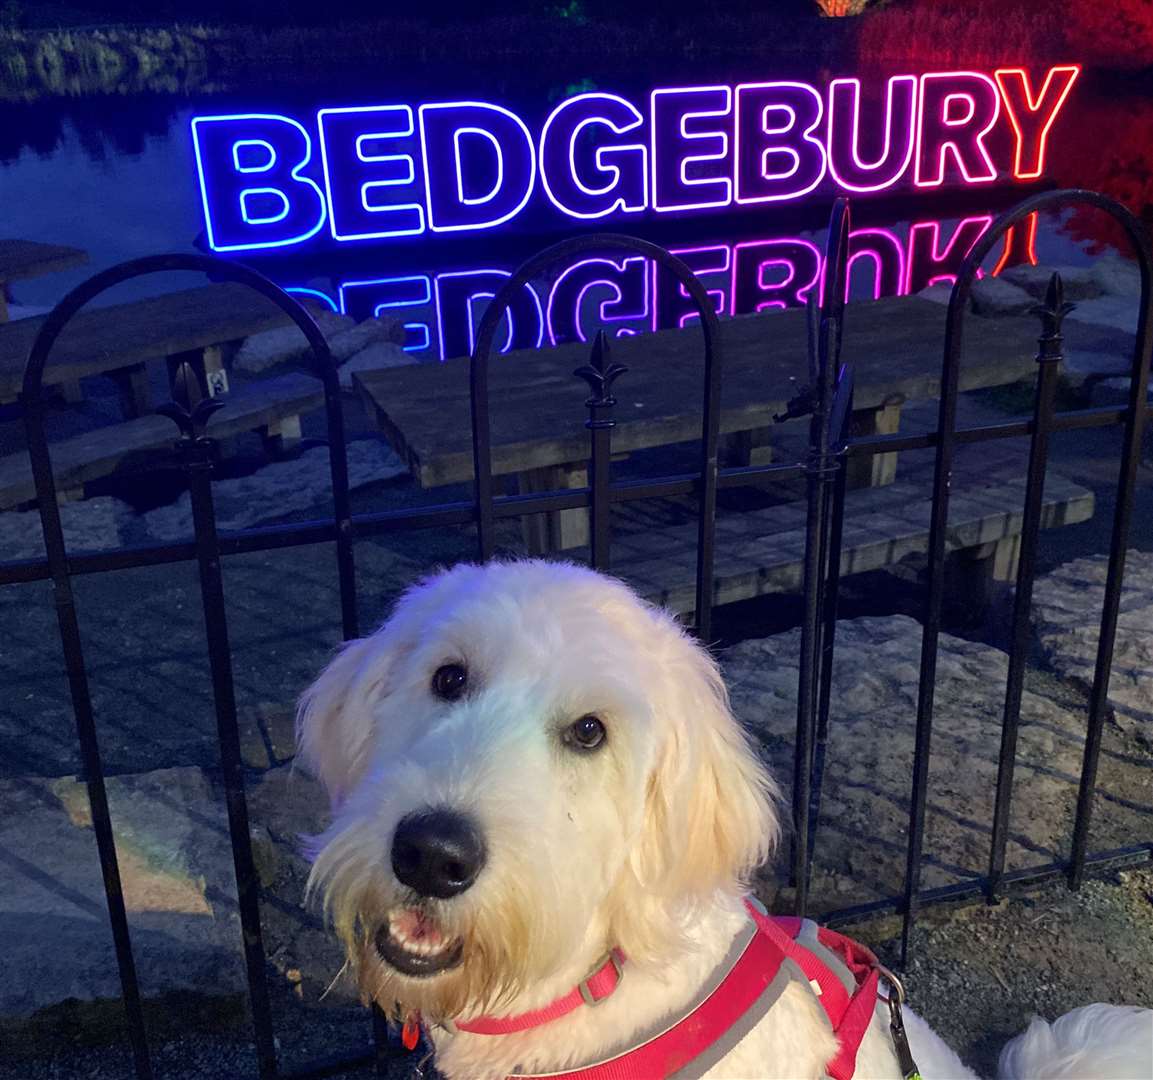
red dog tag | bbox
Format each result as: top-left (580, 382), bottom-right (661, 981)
top-left (402, 1011), bottom-right (422, 1051)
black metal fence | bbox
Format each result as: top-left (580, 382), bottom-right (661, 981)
top-left (3, 189), bottom-right (1151, 1079)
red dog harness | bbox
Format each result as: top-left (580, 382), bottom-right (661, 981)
top-left (431, 899), bottom-right (889, 1079)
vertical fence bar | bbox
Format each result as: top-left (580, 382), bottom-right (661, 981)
top-left (692, 285), bottom-right (724, 646)
top-left (1070, 239), bottom-right (1153, 889)
top-left (899, 274), bottom-right (966, 966)
top-left (808, 373), bottom-right (854, 860)
top-left (469, 334), bottom-right (498, 562)
top-left (790, 199), bottom-right (851, 914)
top-left (21, 388), bottom-right (154, 1080)
top-left (316, 351), bottom-right (359, 642)
top-left (575, 330), bottom-right (626, 572)
top-left (166, 365), bottom-right (278, 1078)
top-left (792, 439), bottom-right (830, 915)
top-left (986, 274), bottom-right (1071, 898)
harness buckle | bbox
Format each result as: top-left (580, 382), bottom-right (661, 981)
top-left (579, 951), bottom-right (623, 1007)
top-left (877, 962), bottom-right (906, 1006)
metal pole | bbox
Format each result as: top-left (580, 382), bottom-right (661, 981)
top-left (987, 274), bottom-right (1070, 898)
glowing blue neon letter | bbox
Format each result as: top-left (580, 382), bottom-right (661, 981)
top-left (539, 94), bottom-right (647, 220)
top-left (419, 103), bottom-right (536, 233)
top-left (318, 106), bottom-right (426, 241)
top-left (191, 114), bottom-right (326, 252)
top-left (434, 270), bottom-right (544, 359)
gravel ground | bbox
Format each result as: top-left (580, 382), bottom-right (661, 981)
top-left (852, 867), bottom-right (1153, 1078)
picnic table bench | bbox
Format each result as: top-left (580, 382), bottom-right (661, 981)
top-left (0, 373), bottom-right (324, 509)
top-left (354, 295), bottom-right (1049, 551)
top-left (0, 282), bottom-right (293, 412)
top-left (609, 465), bottom-right (1094, 617)
top-left (0, 240), bottom-right (88, 323)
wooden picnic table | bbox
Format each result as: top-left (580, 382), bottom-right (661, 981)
top-left (0, 240), bottom-right (88, 323)
top-left (0, 282), bottom-right (292, 412)
top-left (354, 295), bottom-right (1046, 550)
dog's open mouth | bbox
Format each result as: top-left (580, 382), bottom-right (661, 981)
top-left (375, 908), bottom-right (463, 977)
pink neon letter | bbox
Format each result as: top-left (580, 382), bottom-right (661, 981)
top-left (993, 65), bottom-right (1080, 180)
top-left (906, 216), bottom-right (993, 294)
top-left (915, 72), bottom-right (1000, 187)
top-left (827, 76), bottom-right (917, 193)
top-left (732, 238), bottom-right (822, 314)
top-left (845, 229), bottom-right (906, 301)
top-left (734, 82), bottom-right (826, 203)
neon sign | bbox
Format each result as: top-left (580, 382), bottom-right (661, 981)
top-left (192, 65), bottom-right (1079, 252)
top-left (287, 211), bottom-right (1038, 361)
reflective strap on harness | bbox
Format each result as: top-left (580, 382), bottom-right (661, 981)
top-left (745, 904), bottom-right (880, 1080)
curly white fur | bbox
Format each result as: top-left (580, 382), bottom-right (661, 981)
top-left (298, 559), bottom-right (1151, 1080)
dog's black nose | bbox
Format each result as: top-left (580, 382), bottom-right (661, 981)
top-left (391, 808), bottom-right (486, 899)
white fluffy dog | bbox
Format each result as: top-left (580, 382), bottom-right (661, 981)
top-left (299, 559), bottom-right (1152, 1079)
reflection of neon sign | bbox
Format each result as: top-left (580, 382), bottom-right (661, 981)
top-left (192, 66), bottom-right (1080, 252)
top-left (297, 212), bottom-right (1037, 361)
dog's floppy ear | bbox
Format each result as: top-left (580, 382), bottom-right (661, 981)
top-left (296, 633), bottom-right (392, 807)
top-left (616, 627), bottom-right (779, 957)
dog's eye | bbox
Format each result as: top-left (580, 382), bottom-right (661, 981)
top-left (565, 715), bottom-right (606, 751)
top-left (431, 663), bottom-right (468, 701)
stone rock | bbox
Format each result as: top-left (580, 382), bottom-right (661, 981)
top-left (0, 495), bottom-right (134, 561)
top-left (233, 310), bottom-right (354, 375)
top-left (0, 767), bottom-right (245, 1019)
top-left (1089, 377), bottom-right (1143, 408)
top-left (6, 303), bottom-right (51, 321)
top-left (722, 615), bottom-right (1149, 909)
top-left (235, 312), bottom-right (406, 375)
top-left (1090, 254), bottom-right (1141, 299)
top-left (917, 282), bottom-right (954, 306)
top-left (1062, 350), bottom-right (1132, 390)
top-left (244, 765), bottom-right (351, 1000)
top-left (338, 341), bottom-right (417, 390)
top-left (1066, 295), bottom-right (1139, 334)
top-left (247, 763), bottom-right (329, 860)
top-left (328, 317), bottom-right (403, 363)
top-left (143, 439), bottom-right (405, 542)
top-left (1031, 552), bottom-right (1153, 740)
top-left (971, 275), bottom-right (1036, 316)
top-left (239, 701), bottom-right (298, 771)
top-left (1001, 264), bottom-right (1101, 302)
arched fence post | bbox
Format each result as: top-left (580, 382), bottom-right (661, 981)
top-left (20, 253), bottom-right (358, 1079)
top-left (898, 189), bottom-right (1153, 964)
top-left (468, 234), bottom-right (724, 639)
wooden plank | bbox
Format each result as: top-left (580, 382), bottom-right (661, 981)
top-left (0, 373), bottom-right (323, 508)
top-left (0, 283), bottom-right (291, 398)
top-left (354, 296), bottom-right (1044, 489)
top-left (610, 472), bottom-right (1094, 615)
top-left (0, 240), bottom-right (88, 285)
